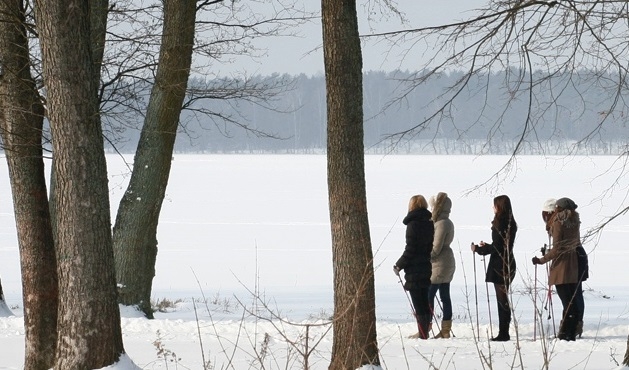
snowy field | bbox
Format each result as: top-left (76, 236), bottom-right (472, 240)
top-left (1, 154), bottom-right (629, 369)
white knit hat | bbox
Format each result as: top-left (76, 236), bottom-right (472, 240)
top-left (542, 198), bottom-right (556, 212)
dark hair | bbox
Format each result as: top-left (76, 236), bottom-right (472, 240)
top-left (492, 195), bottom-right (517, 228)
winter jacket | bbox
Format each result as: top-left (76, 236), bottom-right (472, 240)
top-left (430, 193), bottom-right (455, 284)
top-left (539, 209), bottom-right (580, 286)
top-left (476, 216), bottom-right (517, 285)
top-left (396, 208), bottom-right (434, 290)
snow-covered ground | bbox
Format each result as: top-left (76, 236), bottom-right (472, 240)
top-left (1, 154), bottom-right (629, 369)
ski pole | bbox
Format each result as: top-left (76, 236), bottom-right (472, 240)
top-left (534, 264), bottom-right (538, 341)
top-left (427, 292), bottom-right (439, 337)
top-left (483, 255), bottom-right (493, 339)
top-left (472, 246), bottom-right (480, 340)
top-left (543, 240), bottom-right (557, 337)
top-left (430, 305), bottom-right (441, 337)
top-left (547, 274), bottom-right (556, 336)
top-left (397, 274), bottom-right (416, 317)
top-left (397, 274), bottom-right (423, 337)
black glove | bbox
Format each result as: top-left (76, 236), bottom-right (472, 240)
top-left (393, 265), bottom-right (401, 276)
top-left (532, 257), bottom-right (542, 265)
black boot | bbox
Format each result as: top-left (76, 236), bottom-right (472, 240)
top-left (491, 332), bottom-right (510, 341)
top-left (491, 308), bottom-right (511, 341)
top-left (558, 315), bottom-right (577, 341)
top-left (417, 314), bottom-right (431, 340)
top-left (490, 285), bottom-right (512, 342)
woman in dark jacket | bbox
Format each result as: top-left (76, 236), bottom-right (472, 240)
top-left (472, 195), bottom-right (517, 341)
top-left (394, 194), bottom-right (434, 339)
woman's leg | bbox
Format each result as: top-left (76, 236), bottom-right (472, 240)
top-left (409, 287), bottom-right (431, 316)
top-left (575, 282), bottom-right (585, 337)
top-left (575, 282), bottom-right (585, 321)
top-left (433, 283), bottom-right (453, 338)
top-left (409, 287), bottom-right (431, 339)
top-left (438, 283), bottom-right (453, 321)
top-left (428, 284), bottom-right (439, 317)
top-left (492, 283), bottom-right (511, 341)
top-left (555, 283), bottom-right (579, 340)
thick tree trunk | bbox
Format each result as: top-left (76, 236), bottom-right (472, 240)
top-left (34, 0), bottom-right (126, 367)
top-left (0, 1), bottom-right (58, 369)
top-left (113, 0), bottom-right (196, 318)
top-left (321, 0), bottom-right (380, 368)
top-left (89, 0), bottom-right (108, 86)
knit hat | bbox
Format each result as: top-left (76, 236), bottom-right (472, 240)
top-left (542, 199), bottom-right (556, 213)
top-left (555, 197), bottom-right (578, 210)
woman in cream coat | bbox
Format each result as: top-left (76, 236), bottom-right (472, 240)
top-left (429, 192), bottom-right (456, 338)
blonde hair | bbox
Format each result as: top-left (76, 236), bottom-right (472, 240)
top-left (408, 195), bottom-right (428, 212)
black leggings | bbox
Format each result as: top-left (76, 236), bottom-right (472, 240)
top-left (429, 283), bottom-right (453, 320)
top-left (556, 283), bottom-right (579, 321)
top-left (494, 283), bottom-right (511, 322)
top-left (409, 287), bottom-right (431, 316)
top-left (575, 282), bottom-right (585, 321)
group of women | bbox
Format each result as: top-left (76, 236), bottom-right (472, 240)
top-left (393, 192), bottom-right (456, 340)
top-left (394, 193), bottom-right (587, 342)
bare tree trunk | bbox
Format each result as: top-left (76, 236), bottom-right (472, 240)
top-left (322, 0), bottom-right (380, 368)
top-left (34, 0), bottom-right (126, 367)
top-left (113, 0), bottom-right (197, 318)
top-left (0, 1), bottom-right (58, 368)
top-left (89, 0), bottom-right (108, 85)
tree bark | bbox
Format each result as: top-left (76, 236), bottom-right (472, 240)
top-left (113, 0), bottom-right (197, 318)
top-left (34, 0), bottom-right (126, 367)
top-left (0, 1), bottom-right (58, 368)
top-left (321, 0), bottom-right (380, 368)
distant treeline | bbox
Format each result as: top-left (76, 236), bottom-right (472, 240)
top-left (103, 70), bottom-right (629, 155)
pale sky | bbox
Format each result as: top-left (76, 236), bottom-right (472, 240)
top-left (225, 1), bottom-right (483, 77)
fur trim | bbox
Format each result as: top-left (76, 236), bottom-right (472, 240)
top-left (556, 209), bottom-right (580, 228)
top-left (430, 192), bottom-right (450, 222)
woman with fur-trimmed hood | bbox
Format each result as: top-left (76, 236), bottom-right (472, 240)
top-left (428, 192), bottom-right (456, 338)
top-left (532, 197), bottom-right (582, 341)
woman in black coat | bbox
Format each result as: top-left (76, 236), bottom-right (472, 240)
top-left (472, 195), bottom-right (517, 341)
top-left (394, 194), bottom-right (434, 339)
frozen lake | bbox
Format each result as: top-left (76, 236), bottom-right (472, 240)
top-left (1, 154), bottom-right (628, 324)
top-left (2, 154), bottom-right (629, 369)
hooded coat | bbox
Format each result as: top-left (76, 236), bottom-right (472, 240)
top-left (396, 207), bottom-right (434, 290)
top-left (429, 193), bottom-right (456, 284)
top-left (540, 209), bottom-right (581, 286)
